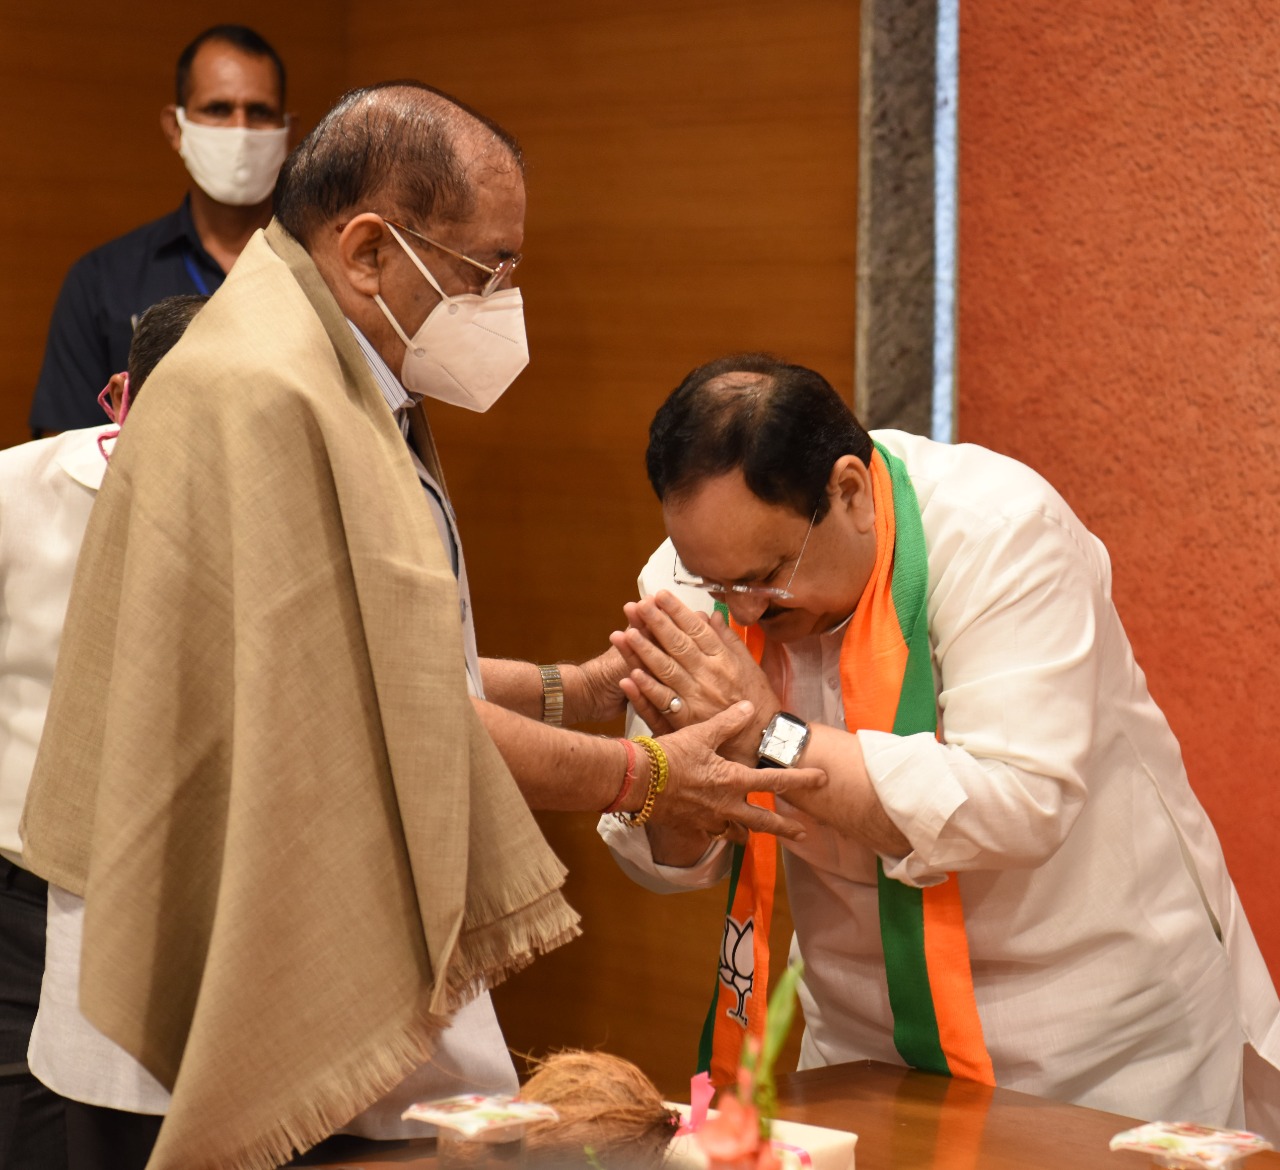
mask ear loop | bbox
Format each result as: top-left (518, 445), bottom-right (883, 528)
top-left (373, 294), bottom-right (418, 354)
top-left (97, 379), bottom-right (118, 424)
top-left (383, 221), bottom-right (452, 302)
top-left (96, 372), bottom-right (129, 462)
top-left (116, 372), bottom-right (132, 425)
top-left (374, 224), bottom-right (457, 360)
top-left (96, 428), bottom-right (120, 463)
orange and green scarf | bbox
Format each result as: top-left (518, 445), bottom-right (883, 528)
top-left (696, 442), bottom-right (995, 1087)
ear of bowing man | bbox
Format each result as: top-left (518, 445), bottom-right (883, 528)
top-left (612, 590), bottom-right (911, 861)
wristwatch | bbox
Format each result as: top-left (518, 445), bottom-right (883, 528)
top-left (757, 712), bottom-right (811, 768)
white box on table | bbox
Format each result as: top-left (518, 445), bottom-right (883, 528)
top-left (665, 1101), bottom-right (857, 1170)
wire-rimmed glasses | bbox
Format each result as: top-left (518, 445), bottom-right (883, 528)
top-left (671, 505), bottom-right (819, 602)
top-left (386, 219), bottom-right (521, 297)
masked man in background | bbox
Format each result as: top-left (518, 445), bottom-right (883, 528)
top-left (29, 24), bottom-right (289, 435)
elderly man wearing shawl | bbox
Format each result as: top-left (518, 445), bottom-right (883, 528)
top-left (601, 353), bottom-right (1280, 1135)
top-left (19, 92), bottom-right (822, 1170)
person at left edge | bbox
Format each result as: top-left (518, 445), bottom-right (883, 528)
top-left (27, 24), bottom-right (289, 436)
top-left (0, 295), bottom-right (207, 1170)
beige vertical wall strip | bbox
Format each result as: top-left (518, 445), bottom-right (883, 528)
top-left (856, 0), bottom-right (937, 435)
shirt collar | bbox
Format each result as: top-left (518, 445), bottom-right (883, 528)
top-left (56, 426), bottom-right (114, 492)
top-left (154, 195), bottom-right (214, 261)
top-left (345, 321), bottom-right (423, 422)
top-left (174, 194), bottom-right (204, 251)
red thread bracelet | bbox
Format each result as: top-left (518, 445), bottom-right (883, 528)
top-left (602, 738), bottom-right (638, 813)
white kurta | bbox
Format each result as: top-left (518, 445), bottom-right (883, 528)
top-left (0, 427), bottom-right (110, 864)
top-left (602, 429), bottom-right (1280, 1131)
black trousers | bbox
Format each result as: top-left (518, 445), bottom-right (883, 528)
top-left (63, 1102), bottom-right (161, 1170)
top-left (0, 856), bottom-right (66, 1170)
top-left (58, 1112), bottom-right (405, 1169)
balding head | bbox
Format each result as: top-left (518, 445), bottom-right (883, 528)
top-left (646, 353), bottom-right (874, 522)
top-left (274, 82), bottom-right (524, 246)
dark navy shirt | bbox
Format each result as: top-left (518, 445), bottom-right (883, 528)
top-left (28, 198), bottom-right (226, 434)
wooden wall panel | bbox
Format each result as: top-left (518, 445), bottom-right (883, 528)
top-left (348, 2), bottom-right (859, 1095)
top-left (1, 1), bottom-right (857, 1100)
top-left (0, 4), bottom-right (346, 448)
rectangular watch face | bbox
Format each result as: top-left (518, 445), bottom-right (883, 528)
top-left (761, 713), bottom-right (809, 767)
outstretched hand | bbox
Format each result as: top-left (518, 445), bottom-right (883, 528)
top-left (569, 644), bottom-right (631, 725)
top-left (649, 701), bottom-right (824, 840)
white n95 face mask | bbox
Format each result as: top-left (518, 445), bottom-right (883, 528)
top-left (176, 109), bottom-right (289, 207)
top-left (373, 221), bottom-right (529, 412)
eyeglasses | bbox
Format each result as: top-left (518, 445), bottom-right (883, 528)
top-left (672, 506), bottom-right (820, 601)
top-left (386, 219), bottom-right (521, 298)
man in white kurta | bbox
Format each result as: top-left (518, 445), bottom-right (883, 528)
top-left (0, 425), bottom-right (111, 1169)
top-left (601, 360), bottom-right (1280, 1134)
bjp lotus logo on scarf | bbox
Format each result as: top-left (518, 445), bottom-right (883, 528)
top-left (719, 913), bottom-right (755, 1025)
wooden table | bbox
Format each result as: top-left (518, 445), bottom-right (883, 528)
top-left (297, 1059), bottom-right (1280, 1168)
top-left (773, 1060), bottom-right (1280, 1169)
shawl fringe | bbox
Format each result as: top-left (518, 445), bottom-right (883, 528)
top-left (159, 1007), bottom-right (451, 1170)
top-left (435, 890), bottom-right (583, 1016)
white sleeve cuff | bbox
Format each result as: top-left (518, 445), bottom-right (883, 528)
top-left (597, 815), bottom-right (731, 892)
top-left (858, 728), bottom-right (969, 886)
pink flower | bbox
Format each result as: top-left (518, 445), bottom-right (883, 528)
top-left (695, 1094), bottom-right (781, 1170)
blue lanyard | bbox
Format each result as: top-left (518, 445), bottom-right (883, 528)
top-left (182, 248), bottom-right (215, 296)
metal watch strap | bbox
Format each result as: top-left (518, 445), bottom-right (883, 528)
top-left (538, 663), bottom-right (565, 726)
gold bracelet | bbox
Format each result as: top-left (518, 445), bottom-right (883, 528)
top-left (538, 664), bottom-right (564, 727)
top-left (618, 735), bottom-right (669, 827)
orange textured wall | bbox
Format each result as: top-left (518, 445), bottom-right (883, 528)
top-left (958, 2), bottom-right (1280, 977)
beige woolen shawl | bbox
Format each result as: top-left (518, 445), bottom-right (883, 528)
top-left (21, 222), bottom-right (580, 1170)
